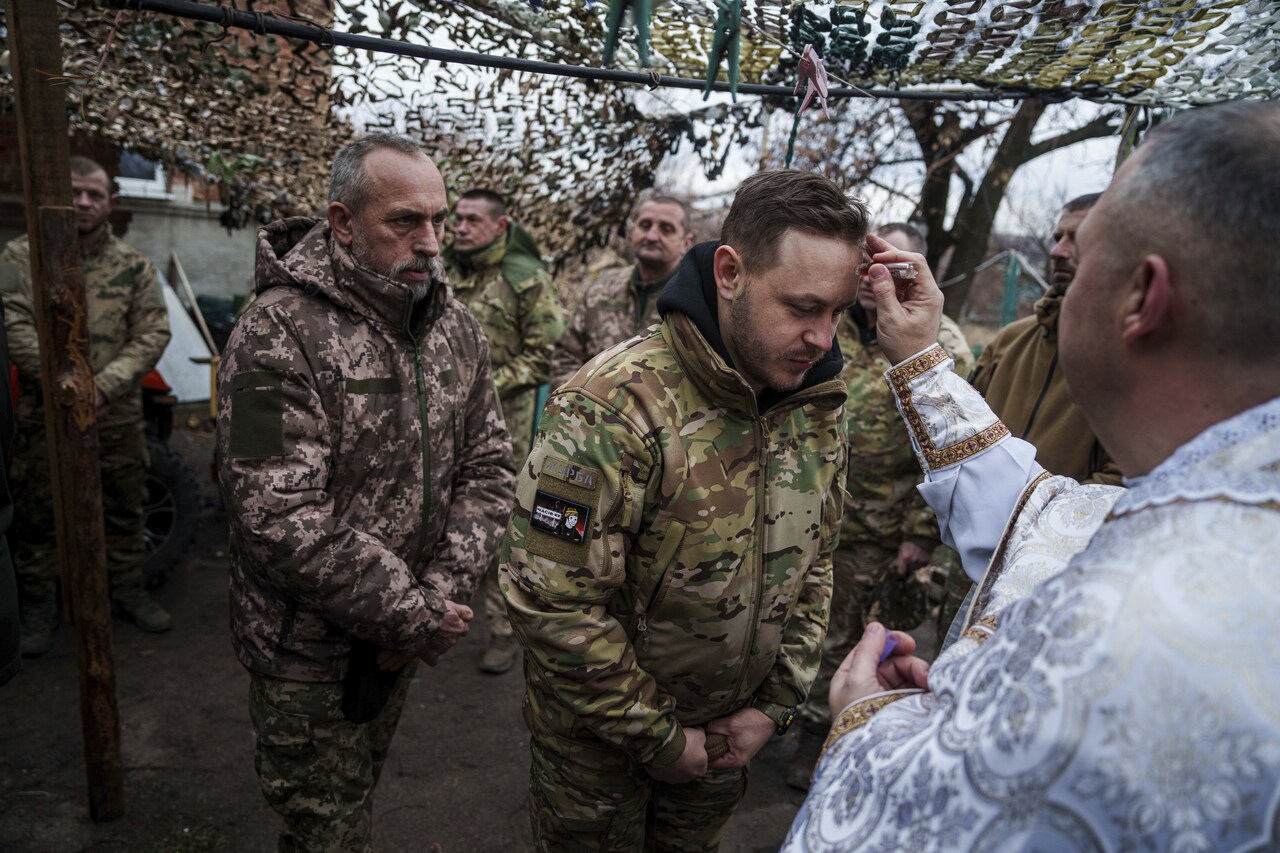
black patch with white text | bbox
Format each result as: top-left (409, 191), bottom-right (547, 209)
top-left (530, 490), bottom-right (592, 545)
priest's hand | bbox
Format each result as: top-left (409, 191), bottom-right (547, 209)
top-left (864, 233), bottom-right (945, 365)
top-left (828, 622), bottom-right (930, 717)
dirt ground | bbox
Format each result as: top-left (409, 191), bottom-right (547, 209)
top-left (0, 424), bottom-right (831, 853)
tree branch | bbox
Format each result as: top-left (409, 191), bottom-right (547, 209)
top-left (1021, 111), bottom-right (1122, 164)
top-left (955, 164), bottom-right (975, 210)
top-left (863, 177), bottom-right (921, 208)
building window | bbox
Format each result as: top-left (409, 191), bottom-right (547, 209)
top-left (116, 151), bottom-right (174, 200)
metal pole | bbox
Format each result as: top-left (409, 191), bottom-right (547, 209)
top-left (107, 0), bottom-right (1063, 103)
top-left (1001, 251), bottom-right (1022, 328)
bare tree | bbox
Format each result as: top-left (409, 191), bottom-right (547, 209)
top-left (778, 97), bottom-right (1120, 315)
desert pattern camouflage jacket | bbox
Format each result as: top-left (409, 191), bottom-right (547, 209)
top-left (502, 244), bottom-right (846, 767)
top-left (838, 310), bottom-right (974, 549)
top-left (0, 228), bottom-right (170, 428)
top-left (549, 265), bottom-right (670, 388)
top-left (218, 218), bottom-right (515, 681)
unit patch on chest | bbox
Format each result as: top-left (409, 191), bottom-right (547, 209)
top-left (530, 490), bottom-right (592, 545)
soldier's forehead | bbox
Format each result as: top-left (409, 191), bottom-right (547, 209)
top-left (634, 202), bottom-right (683, 222)
top-left (72, 170), bottom-right (110, 191)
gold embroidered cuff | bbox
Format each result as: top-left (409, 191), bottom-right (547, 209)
top-left (889, 345), bottom-right (1010, 471)
top-left (888, 345), bottom-right (948, 388)
top-left (822, 692), bottom-right (912, 756)
top-left (922, 422), bottom-right (1011, 470)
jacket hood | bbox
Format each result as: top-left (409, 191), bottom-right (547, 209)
top-left (255, 217), bottom-right (450, 334)
top-left (443, 220), bottom-right (546, 288)
top-left (656, 241), bottom-right (845, 411)
top-left (1034, 290), bottom-right (1063, 340)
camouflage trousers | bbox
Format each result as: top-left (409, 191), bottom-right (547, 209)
top-left (248, 665), bottom-right (416, 853)
top-left (481, 557), bottom-right (513, 639)
top-left (797, 542), bottom-right (896, 729)
top-left (10, 421), bottom-right (148, 602)
top-left (525, 699), bottom-right (747, 852)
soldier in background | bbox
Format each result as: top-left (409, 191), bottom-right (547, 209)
top-left (444, 188), bottom-right (565, 675)
top-left (784, 222), bottom-right (974, 791)
top-left (968, 194), bottom-right (1121, 485)
top-left (0, 156), bottom-right (172, 657)
top-left (502, 170), bottom-right (865, 852)
top-left (217, 135), bottom-right (515, 852)
top-left (549, 196), bottom-right (694, 386)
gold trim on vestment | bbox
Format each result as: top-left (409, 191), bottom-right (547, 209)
top-left (823, 693), bottom-right (911, 755)
top-left (963, 471), bottom-right (1055, 632)
top-left (960, 613), bottom-right (999, 644)
top-left (889, 345), bottom-right (1010, 470)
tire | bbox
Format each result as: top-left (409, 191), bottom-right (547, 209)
top-left (142, 437), bottom-right (202, 588)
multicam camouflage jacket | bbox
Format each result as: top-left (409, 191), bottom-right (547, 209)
top-left (0, 227), bottom-right (170, 428)
top-left (443, 223), bottom-right (564, 462)
top-left (217, 218), bottom-right (516, 682)
top-left (838, 308), bottom-right (974, 550)
top-left (549, 265), bottom-right (672, 388)
top-left (501, 242), bottom-right (846, 768)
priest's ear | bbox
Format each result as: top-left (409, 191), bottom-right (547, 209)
top-left (1119, 254), bottom-right (1174, 346)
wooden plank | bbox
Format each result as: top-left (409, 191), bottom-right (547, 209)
top-left (169, 252), bottom-right (219, 353)
top-left (3, 0), bottom-right (124, 821)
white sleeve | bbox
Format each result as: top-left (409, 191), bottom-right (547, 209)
top-left (884, 345), bottom-right (1045, 583)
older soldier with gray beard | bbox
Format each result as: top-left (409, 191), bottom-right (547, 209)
top-left (216, 134), bottom-right (515, 853)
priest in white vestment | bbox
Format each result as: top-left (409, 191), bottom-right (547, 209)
top-left (786, 101), bottom-right (1280, 852)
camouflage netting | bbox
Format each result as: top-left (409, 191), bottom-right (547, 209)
top-left (2, 0), bottom-right (1276, 259)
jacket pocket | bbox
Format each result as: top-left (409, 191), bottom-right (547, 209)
top-left (631, 517), bottom-right (687, 652)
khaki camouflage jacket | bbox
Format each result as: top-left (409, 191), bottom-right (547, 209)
top-left (444, 223), bottom-right (564, 461)
top-left (549, 265), bottom-right (673, 388)
top-left (218, 218), bottom-right (516, 681)
top-left (838, 308), bottom-right (974, 550)
top-left (969, 292), bottom-right (1122, 485)
top-left (0, 227), bottom-right (170, 428)
top-left (501, 242), bottom-right (845, 768)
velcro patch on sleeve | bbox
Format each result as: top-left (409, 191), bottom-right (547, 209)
top-left (0, 262), bottom-right (20, 294)
top-left (524, 460), bottom-right (603, 567)
top-left (229, 371), bottom-right (284, 458)
top-left (541, 456), bottom-right (601, 491)
top-left (345, 376), bottom-right (401, 394)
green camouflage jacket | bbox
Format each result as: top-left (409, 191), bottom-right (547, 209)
top-left (218, 218), bottom-right (516, 681)
top-left (838, 308), bottom-right (974, 549)
top-left (501, 242), bottom-right (846, 768)
top-left (549, 265), bottom-right (673, 388)
top-left (0, 227), bottom-right (170, 428)
top-left (444, 223), bottom-right (564, 462)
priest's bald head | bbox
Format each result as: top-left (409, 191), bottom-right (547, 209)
top-left (1057, 100), bottom-right (1280, 477)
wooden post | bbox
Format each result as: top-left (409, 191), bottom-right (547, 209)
top-left (3, 0), bottom-right (124, 821)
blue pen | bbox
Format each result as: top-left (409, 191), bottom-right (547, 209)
top-left (878, 633), bottom-right (899, 663)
